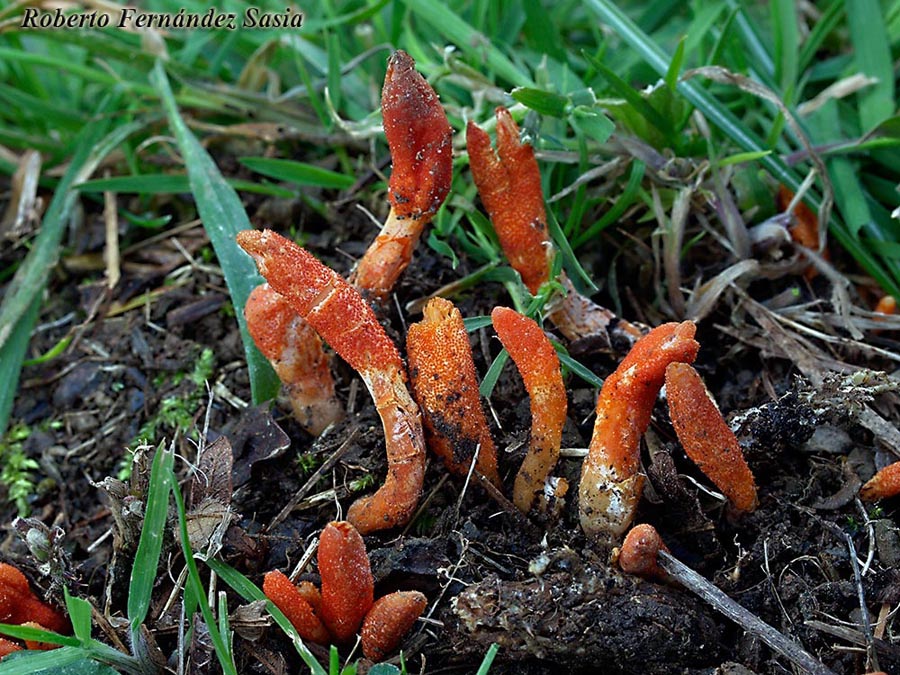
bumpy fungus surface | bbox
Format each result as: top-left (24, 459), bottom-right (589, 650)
top-left (238, 230), bottom-right (425, 533)
top-left (665, 363), bottom-right (758, 513)
top-left (579, 321), bottom-right (699, 541)
top-left (406, 297), bottom-right (500, 486)
top-left (352, 50), bottom-right (453, 297)
top-left (318, 521), bottom-right (375, 643)
top-left (361, 591), bottom-right (427, 661)
top-left (860, 461), bottom-right (900, 501)
top-left (262, 570), bottom-right (330, 645)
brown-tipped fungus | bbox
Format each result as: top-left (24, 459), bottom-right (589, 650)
top-left (406, 297), bottom-right (501, 486)
top-left (351, 50), bottom-right (453, 298)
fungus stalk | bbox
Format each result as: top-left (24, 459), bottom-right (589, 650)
top-left (491, 306), bottom-right (567, 514)
top-left (351, 50), bottom-right (453, 298)
top-left (578, 321), bottom-right (699, 542)
top-left (238, 230), bottom-right (425, 533)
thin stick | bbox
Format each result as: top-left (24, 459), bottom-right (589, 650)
top-left (657, 550), bottom-right (837, 675)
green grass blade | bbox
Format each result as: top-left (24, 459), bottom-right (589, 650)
top-left (151, 60), bottom-right (279, 405)
top-left (583, 51), bottom-right (674, 142)
top-left (205, 558), bottom-right (327, 675)
top-left (586, 0), bottom-right (900, 297)
top-left (406, 0), bottom-right (534, 87)
top-left (171, 478), bottom-right (237, 675)
top-left (0, 296), bottom-right (40, 438)
top-left (475, 644), bottom-right (500, 675)
top-left (239, 157), bottom-right (355, 189)
top-left (64, 588), bottom-right (93, 641)
top-left (771, 0), bottom-right (799, 97)
top-left (127, 442), bottom-right (174, 632)
top-left (846, 0), bottom-right (895, 130)
top-left (479, 349), bottom-right (509, 399)
top-left (76, 174), bottom-right (295, 198)
top-left (0, 623), bottom-right (80, 648)
top-left (0, 647), bottom-right (93, 674)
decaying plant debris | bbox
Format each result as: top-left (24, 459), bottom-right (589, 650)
top-left (3, 45), bottom-right (900, 675)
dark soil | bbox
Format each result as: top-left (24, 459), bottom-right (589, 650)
top-left (4, 149), bottom-right (900, 675)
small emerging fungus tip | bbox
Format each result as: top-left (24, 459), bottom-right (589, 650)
top-left (617, 523), bottom-right (670, 582)
top-left (665, 362), bottom-right (758, 514)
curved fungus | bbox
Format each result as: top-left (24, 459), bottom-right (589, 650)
top-left (665, 363), bottom-right (758, 513)
top-left (490, 306), bottom-right (567, 513)
top-left (237, 230), bottom-right (426, 533)
top-left (245, 284), bottom-right (343, 436)
top-left (406, 297), bottom-right (501, 486)
top-left (579, 321), bottom-right (699, 542)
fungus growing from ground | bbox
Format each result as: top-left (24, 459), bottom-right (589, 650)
top-left (237, 230), bottom-right (425, 533)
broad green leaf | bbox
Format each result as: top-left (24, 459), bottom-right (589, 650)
top-left (64, 588), bottom-right (93, 641)
top-left (0, 648), bottom-right (105, 675)
top-left (151, 61), bottom-right (279, 405)
top-left (511, 87), bottom-right (569, 118)
top-left (570, 106), bottom-right (615, 143)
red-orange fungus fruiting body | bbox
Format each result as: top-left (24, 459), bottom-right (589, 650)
top-left (361, 590), bottom-right (427, 661)
top-left (665, 363), bottom-right (758, 513)
top-left (466, 108), bottom-right (551, 295)
top-left (237, 230), bottom-right (426, 533)
top-left (318, 521), bottom-right (375, 643)
top-left (860, 461), bottom-right (900, 502)
top-left (245, 284), bottom-right (343, 436)
top-left (491, 306), bottom-right (567, 514)
top-left (618, 523), bottom-right (670, 583)
top-left (406, 297), bottom-right (501, 486)
top-left (262, 570), bottom-right (331, 645)
top-left (776, 185), bottom-right (829, 279)
top-left (467, 108), bottom-right (642, 350)
top-left (352, 50), bottom-right (453, 298)
top-left (0, 563), bottom-right (69, 635)
top-left (579, 321), bottom-right (699, 542)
